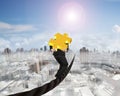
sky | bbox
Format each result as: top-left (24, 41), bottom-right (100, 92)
top-left (0, 0), bottom-right (120, 52)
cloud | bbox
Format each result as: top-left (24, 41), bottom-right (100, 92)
top-left (14, 38), bottom-right (29, 48)
top-left (70, 32), bottom-right (120, 52)
top-left (1, 27), bottom-right (120, 52)
top-left (108, 39), bottom-right (120, 51)
top-left (0, 21), bottom-right (37, 33)
top-left (6, 31), bottom-right (54, 50)
top-left (0, 22), bottom-right (11, 29)
top-left (24, 31), bottom-right (54, 47)
top-left (112, 25), bottom-right (120, 33)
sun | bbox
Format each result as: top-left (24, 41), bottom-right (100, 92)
top-left (58, 2), bottom-right (85, 30)
top-left (65, 10), bottom-right (78, 23)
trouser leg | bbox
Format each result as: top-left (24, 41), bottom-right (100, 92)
top-left (54, 55), bottom-right (68, 78)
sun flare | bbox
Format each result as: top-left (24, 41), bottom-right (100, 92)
top-left (58, 2), bottom-right (85, 30)
top-left (65, 10), bottom-right (78, 23)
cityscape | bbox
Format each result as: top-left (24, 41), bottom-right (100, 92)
top-left (0, 47), bottom-right (120, 96)
top-left (0, 0), bottom-right (120, 96)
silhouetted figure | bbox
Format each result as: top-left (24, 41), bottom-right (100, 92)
top-left (53, 49), bottom-right (68, 78)
top-left (50, 45), bottom-right (68, 78)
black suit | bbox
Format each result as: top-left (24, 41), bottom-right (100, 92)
top-left (53, 49), bottom-right (68, 78)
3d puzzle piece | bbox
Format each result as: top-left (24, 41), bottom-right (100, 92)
top-left (48, 33), bottom-right (72, 51)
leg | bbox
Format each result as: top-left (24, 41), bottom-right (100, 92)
top-left (53, 55), bottom-right (68, 78)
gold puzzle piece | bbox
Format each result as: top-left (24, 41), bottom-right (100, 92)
top-left (48, 33), bottom-right (72, 51)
